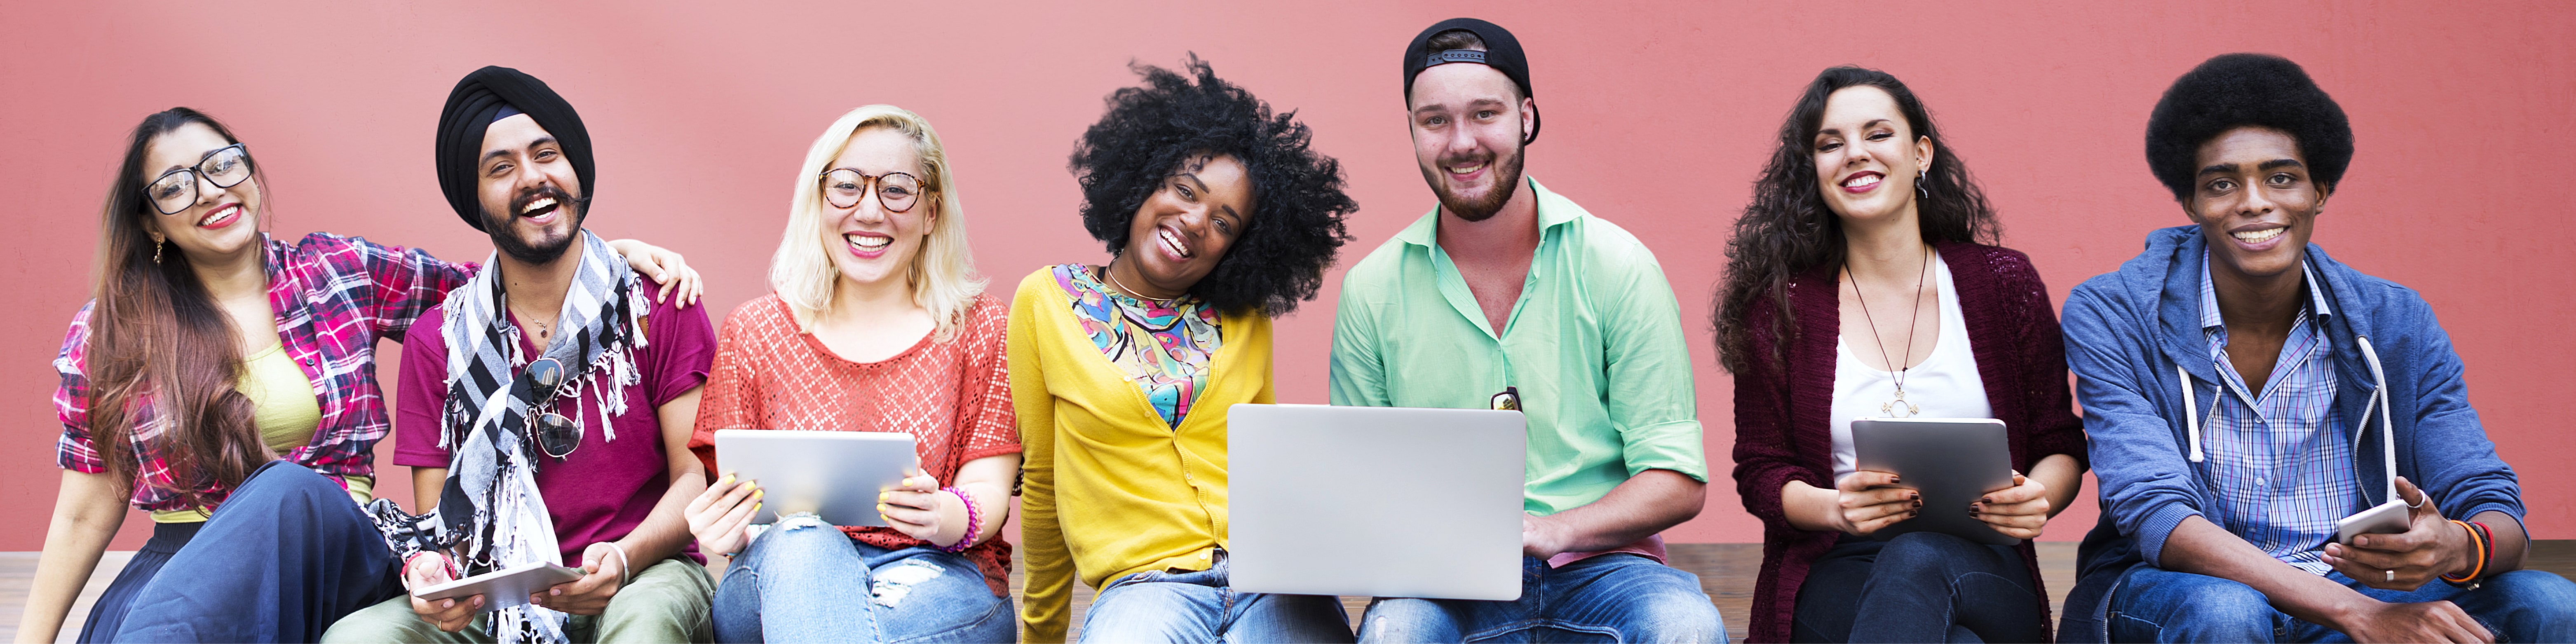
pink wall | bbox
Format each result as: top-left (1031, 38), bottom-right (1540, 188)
top-left (4, 2), bottom-right (2570, 550)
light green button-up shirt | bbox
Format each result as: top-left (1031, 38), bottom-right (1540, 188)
top-left (1329, 177), bottom-right (1706, 515)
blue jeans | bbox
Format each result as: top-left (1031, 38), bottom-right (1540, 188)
top-left (1358, 554), bottom-right (1723, 644)
top-left (87, 461), bottom-right (403, 643)
top-left (1793, 532), bottom-right (2043, 643)
top-left (2107, 565), bottom-right (2576, 642)
top-left (713, 519), bottom-right (1015, 643)
top-left (1077, 551), bottom-right (1353, 643)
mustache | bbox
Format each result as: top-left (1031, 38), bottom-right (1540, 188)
top-left (510, 183), bottom-right (577, 215)
top-left (1440, 151), bottom-right (1495, 169)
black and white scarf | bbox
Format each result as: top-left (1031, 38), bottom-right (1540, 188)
top-left (368, 231), bottom-right (647, 643)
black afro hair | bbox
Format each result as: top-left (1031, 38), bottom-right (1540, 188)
top-left (1069, 54), bottom-right (1357, 317)
top-left (2145, 53), bottom-right (2353, 203)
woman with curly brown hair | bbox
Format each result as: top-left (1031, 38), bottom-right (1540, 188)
top-left (1011, 55), bottom-right (1357, 644)
top-left (1717, 66), bottom-right (2087, 643)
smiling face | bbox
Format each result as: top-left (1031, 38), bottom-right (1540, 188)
top-left (142, 123), bottom-right (263, 259)
top-left (1124, 153), bottom-right (1253, 295)
top-left (476, 113), bottom-right (586, 265)
top-left (2186, 126), bottom-right (2326, 282)
top-left (1408, 62), bottom-right (1532, 222)
top-left (820, 126), bottom-right (934, 291)
top-left (1812, 86), bottom-right (1935, 227)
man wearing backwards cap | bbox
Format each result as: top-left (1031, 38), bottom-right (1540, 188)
top-left (1330, 18), bottom-right (1726, 643)
top-left (323, 66), bottom-right (718, 644)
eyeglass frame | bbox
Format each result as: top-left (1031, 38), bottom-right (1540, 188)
top-left (815, 168), bottom-right (927, 212)
top-left (143, 143), bottom-right (255, 215)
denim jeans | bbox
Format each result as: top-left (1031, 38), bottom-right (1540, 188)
top-left (1791, 532), bottom-right (2042, 643)
top-left (1357, 554), bottom-right (1723, 644)
top-left (94, 461), bottom-right (404, 643)
top-left (713, 519), bottom-right (1015, 643)
top-left (2107, 564), bottom-right (2576, 642)
top-left (1077, 550), bottom-right (1353, 643)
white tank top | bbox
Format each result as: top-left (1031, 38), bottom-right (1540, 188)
top-left (1829, 255), bottom-right (1992, 481)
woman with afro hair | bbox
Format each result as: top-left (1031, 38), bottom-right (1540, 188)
top-left (1009, 55), bottom-right (1358, 643)
top-left (2057, 53), bottom-right (2576, 643)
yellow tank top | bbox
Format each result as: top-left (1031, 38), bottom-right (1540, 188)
top-left (151, 343), bottom-right (370, 522)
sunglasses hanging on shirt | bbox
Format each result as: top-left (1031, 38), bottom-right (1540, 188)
top-left (523, 356), bottom-right (580, 459)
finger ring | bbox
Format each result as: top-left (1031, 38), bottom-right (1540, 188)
top-left (2385, 569), bottom-right (2395, 582)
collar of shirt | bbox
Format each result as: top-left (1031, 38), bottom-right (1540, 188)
top-left (1391, 175), bottom-right (1581, 251)
top-left (2198, 249), bottom-right (2334, 331)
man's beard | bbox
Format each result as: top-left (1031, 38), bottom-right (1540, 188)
top-left (485, 183), bottom-right (585, 265)
top-left (1421, 143), bottom-right (1527, 223)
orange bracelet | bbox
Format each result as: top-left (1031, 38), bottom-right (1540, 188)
top-left (2440, 518), bottom-right (2487, 584)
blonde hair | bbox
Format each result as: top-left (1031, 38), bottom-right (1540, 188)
top-left (771, 105), bottom-right (985, 340)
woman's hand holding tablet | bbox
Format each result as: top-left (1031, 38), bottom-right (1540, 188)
top-left (688, 472), bottom-right (765, 557)
top-left (1832, 470), bottom-right (1923, 536)
top-left (1968, 471), bottom-right (2053, 540)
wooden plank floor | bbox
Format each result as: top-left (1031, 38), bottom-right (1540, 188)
top-left (5, 543), bottom-right (2569, 643)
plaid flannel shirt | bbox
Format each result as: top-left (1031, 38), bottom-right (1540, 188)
top-left (54, 232), bottom-right (473, 511)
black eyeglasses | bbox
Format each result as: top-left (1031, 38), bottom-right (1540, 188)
top-left (523, 357), bottom-right (581, 459)
top-left (144, 144), bottom-right (253, 215)
top-left (817, 168), bottom-right (924, 211)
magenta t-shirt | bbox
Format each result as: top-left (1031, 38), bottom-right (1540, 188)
top-left (395, 276), bottom-right (714, 564)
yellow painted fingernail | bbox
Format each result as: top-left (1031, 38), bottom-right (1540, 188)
top-left (752, 490), bottom-right (764, 501)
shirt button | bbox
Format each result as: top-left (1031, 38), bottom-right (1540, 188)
top-left (2255, 476), bottom-right (2269, 487)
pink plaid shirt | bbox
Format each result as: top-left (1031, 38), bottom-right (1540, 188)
top-left (54, 233), bottom-right (474, 511)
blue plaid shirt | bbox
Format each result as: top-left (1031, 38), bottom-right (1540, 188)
top-left (2194, 253), bottom-right (2359, 574)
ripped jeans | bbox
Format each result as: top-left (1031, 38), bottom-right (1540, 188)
top-left (713, 515), bottom-right (1014, 643)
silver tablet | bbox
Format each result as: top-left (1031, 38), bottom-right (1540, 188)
top-left (412, 560), bottom-right (585, 612)
top-left (1851, 417), bottom-right (2022, 546)
top-left (711, 429), bottom-right (917, 526)
top-left (1228, 403), bottom-right (1527, 601)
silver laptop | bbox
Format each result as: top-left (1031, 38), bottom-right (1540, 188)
top-left (1227, 403), bottom-right (1526, 601)
top-left (711, 429), bottom-right (917, 526)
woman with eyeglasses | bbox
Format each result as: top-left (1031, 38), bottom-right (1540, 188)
top-left (1014, 56), bottom-right (1358, 643)
top-left (18, 108), bottom-right (702, 644)
top-left (680, 105), bottom-right (1021, 643)
top-left (1717, 67), bottom-right (2087, 643)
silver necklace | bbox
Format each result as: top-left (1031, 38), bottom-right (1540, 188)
top-left (1849, 245), bottom-right (1932, 417)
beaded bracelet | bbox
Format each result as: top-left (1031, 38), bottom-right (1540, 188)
top-left (2440, 518), bottom-right (2490, 587)
top-left (940, 485), bottom-right (981, 553)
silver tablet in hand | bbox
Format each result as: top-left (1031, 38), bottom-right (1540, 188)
top-left (712, 429), bottom-right (918, 526)
top-left (412, 560), bottom-right (585, 612)
top-left (1851, 417), bottom-right (2022, 546)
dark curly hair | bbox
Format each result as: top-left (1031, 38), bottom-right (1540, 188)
top-left (1070, 54), bottom-right (1357, 317)
top-left (2146, 53), bottom-right (2352, 203)
top-left (1714, 66), bottom-right (2000, 374)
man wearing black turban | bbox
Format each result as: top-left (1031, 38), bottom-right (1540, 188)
top-left (326, 66), bottom-right (719, 644)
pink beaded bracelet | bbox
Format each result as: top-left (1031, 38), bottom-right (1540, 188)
top-left (940, 485), bottom-right (981, 553)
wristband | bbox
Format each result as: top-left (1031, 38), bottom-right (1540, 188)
top-left (2440, 519), bottom-right (2488, 586)
top-left (603, 541), bottom-right (634, 587)
top-left (939, 486), bottom-right (981, 553)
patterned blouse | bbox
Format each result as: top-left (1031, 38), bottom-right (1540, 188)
top-left (687, 293), bottom-right (1022, 595)
top-left (54, 233), bottom-right (475, 511)
top-left (1051, 264), bottom-right (1222, 427)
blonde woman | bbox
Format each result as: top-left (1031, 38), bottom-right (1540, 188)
top-left (683, 105), bottom-right (1019, 643)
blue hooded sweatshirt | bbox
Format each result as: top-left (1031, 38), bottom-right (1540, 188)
top-left (2055, 226), bottom-right (2525, 642)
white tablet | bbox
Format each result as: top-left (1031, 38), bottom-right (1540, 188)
top-left (412, 560), bottom-right (585, 612)
top-left (1851, 417), bottom-right (2022, 546)
top-left (711, 429), bottom-right (917, 526)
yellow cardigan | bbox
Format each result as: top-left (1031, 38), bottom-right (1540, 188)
top-left (1009, 268), bottom-right (1274, 643)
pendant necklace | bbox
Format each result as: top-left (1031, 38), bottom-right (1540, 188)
top-left (1849, 244), bottom-right (1931, 417)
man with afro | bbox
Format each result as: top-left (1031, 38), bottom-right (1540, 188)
top-left (1330, 18), bottom-right (1723, 643)
top-left (2055, 53), bottom-right (2576, 643)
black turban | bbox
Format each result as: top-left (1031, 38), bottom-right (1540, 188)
top-left (435, 66), bottom-right (593, 230)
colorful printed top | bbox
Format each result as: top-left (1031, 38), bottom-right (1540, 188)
top-left (55, 233), bottom-right (475, 512)
top-left (687, 293), bottom-right (1022, 595)
top-left (1052, 264), bottom-right (1222, 427)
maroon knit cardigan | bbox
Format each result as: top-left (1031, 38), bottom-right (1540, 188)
top-left (1727, 242), bottom-right (2086, 643)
